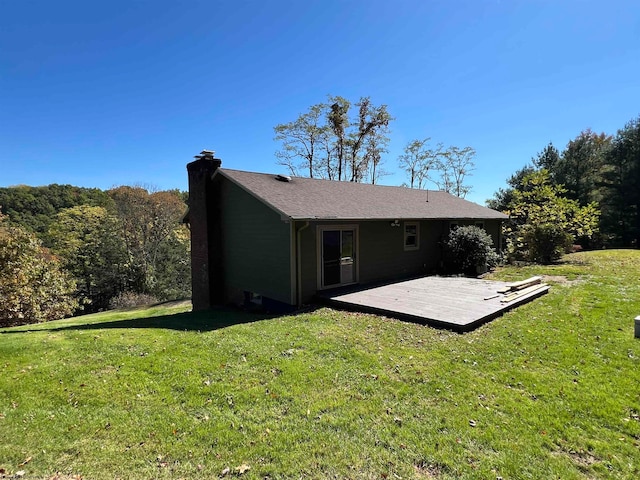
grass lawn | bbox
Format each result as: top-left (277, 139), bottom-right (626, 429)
top-left (1, 250), bottom-right (640, 479)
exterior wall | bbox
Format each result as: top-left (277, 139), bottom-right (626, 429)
top-left (217, 178), bottom-right (292, 305)
top-left (358, 220), bottom-right (443, 283)
top-left (298, 219), bottom-right (451, 303)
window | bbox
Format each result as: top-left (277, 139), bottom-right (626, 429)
top-left (475, 221), bottom-right (485, 230)
top-left (404, 222), bottom-right (419, 251)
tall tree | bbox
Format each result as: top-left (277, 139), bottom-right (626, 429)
top-left (398, 138), bottom-right (441, 189)
top-left (600, 116), bottom-right (640, 246)
top-left (436, 146), bottom-right (476, 198)
top-left (274, 95), bottom-right (392, 183)
top-left (327, 96), bottom-right (350, 181)
top-left (108, 187), bottom-right (189, 298)
top-left (555, 129), bottom-right (611, 205)
top-left (364, 131), bottom-right (390, 184)
top-left (347, 97), bottom-right (392, 182)
top-left (532, 142), bottom-right (561, 174)
top-left (48, 205), bottom-right (128, 311)
top-left (274, 103), bottom-right (327, 178)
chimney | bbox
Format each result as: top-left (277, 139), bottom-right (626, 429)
top-left (187, 150), bottom-right (223, 311)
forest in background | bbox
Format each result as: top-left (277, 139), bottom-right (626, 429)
top-left (0, 184), bottom-right (190, 326)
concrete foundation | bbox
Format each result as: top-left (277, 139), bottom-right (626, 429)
top-left (635, 315), bottom-right (640, 339)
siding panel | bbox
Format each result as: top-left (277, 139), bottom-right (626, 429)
top-left (219, 179), bottom-right (291, 304)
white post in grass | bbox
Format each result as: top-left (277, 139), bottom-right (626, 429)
top-left (635, 316), bottom-right (640, 339)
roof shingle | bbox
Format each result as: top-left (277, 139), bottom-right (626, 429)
top-left (216, 168), bottom-right (508, 221)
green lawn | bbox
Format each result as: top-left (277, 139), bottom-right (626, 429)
top-left (1, 250), bottom-right (640, 479)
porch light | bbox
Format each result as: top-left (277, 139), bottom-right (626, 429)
top-left (390, 220), bottom-right (400, 227)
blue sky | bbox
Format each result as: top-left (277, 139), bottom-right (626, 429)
top-left (1, 0), bottom-right (639, 205)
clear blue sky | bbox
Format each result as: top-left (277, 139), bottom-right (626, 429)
top-left (1, 0), bottom-right (639, 205)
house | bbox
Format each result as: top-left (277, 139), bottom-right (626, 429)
top-left (186, 150), bottom-right (508, 311)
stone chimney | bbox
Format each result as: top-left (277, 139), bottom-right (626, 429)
top-left (187, 150), bottom-right (223, 311)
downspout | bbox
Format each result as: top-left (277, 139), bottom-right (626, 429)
top-left (296, 221), bottom-right (310, 307)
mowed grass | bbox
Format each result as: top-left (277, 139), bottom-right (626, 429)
top-left (1, 250), bottom-right (640, 479)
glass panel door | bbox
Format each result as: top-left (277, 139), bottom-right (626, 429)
top-left (322, 229), bottom-right (356, 288)
top-left (322, 230), bottom-right (341, 287)
top-left (340, 230), bottom-right (354, 284)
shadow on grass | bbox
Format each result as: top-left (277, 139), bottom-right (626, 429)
top-left (0, 306), bottom-right (315, 334)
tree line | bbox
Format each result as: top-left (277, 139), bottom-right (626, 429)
top-left (0, 185), bottom-right (190, 327)
top-left (488, 115), bottom-right (640, 262)
top-left (274, 95), bottom-right (476, 198)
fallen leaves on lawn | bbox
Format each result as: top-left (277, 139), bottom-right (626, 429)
top-left (235, 464), bottom-right (251, 475)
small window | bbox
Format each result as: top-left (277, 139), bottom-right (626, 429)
top-left (404, 222), bottom-right (419, 251)
top-left (475, 221), bottom-right (485, 230)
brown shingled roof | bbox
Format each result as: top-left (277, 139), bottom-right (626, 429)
top-left (216, 168), bottom-right (508, 221)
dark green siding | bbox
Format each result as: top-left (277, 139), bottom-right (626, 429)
top-left (219, 179), bottom-right (292, 304)
top-left (298, 219), bottom-right (452, 303)
top-left (358, 220), bottom-right (442, 283)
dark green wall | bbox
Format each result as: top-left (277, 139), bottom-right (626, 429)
top-left (299, 219), bottom-right (452, 303)
top-left (298, 218), bottom-right (503, 303)
top-left (218, 178), bottom-right (292, 304)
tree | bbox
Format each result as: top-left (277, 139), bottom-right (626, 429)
top-left (555, 129), bottom-right (611, 205)
top-left (364, 131), bottom-right (390, 184)
top-left (504, 170), bottom-right (600, 263)
top-left (532, 142), bottom-right (561, 174)
top-left (0, 212), bottom-right (77, 326)
top-left (48, 205), bottom-right (128, 311)
top-left (274, 103), bottom-right (327, 178)
top-left (346, 97), bottom-right (392, 182)
top-left (274, 95), bottom-right (392, 183)
top-left (436, 146), bottom-right (476, 198)
top-left (327, 96), bottom-right (350, 181)
top-left (108, 186), bottom-right (190, 299)
top-left (398, 138), bottom-right (442, 189)
top-left (600, 116), bottom-right (640, 246)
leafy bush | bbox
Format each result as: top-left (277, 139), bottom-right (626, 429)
top-left (108, 291), bottom-right (160, 310)
top-left (443, 225), bottom-right (500, 274)
top-left (0, 214), bottom-right (78, 326)
top-left (521, 222), bottom-right (573, 264)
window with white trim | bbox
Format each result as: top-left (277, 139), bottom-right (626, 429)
top-left (404, 222), bottom-right (419, 251)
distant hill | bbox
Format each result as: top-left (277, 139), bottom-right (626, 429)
top-left (0, 184), bottom-right (114, 241)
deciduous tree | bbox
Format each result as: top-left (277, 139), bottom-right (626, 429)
top-left (48, 205), bottom-right (127, 311)
top-left (436, 146), bottom-right (476, 198)
top-left (398, 138), bottom-right (441, 189)
top-left (0, 212), bottom-right (77, 326)
top-left (504, 170), bottom-right (600, 263)
top-left (108, 187), bottom-right (189, 299)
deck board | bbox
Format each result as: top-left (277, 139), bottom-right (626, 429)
top-left (318, 276), bottom-right (549, 332)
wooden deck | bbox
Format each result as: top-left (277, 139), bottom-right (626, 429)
top-left (318, 276), bottom-right (549, 332)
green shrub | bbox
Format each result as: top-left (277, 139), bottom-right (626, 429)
top-left (521, 222), bottom-right (572, 264)
top-left (444, 225), bottom-right (500, 274)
